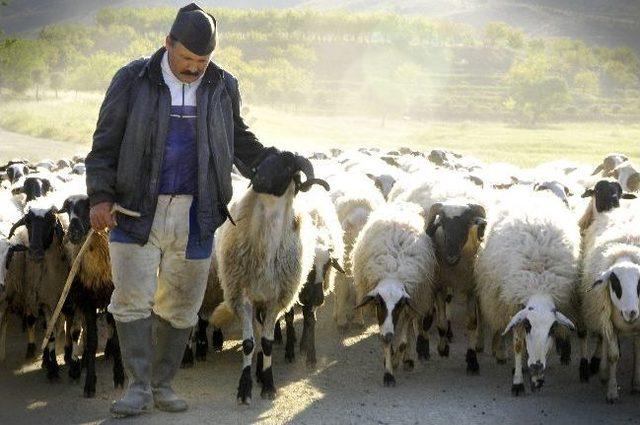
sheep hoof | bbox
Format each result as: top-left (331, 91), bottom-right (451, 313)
top-left (416, 335), bottom-right (430, 361)
top-left (465, 349), bottom-right (480, 375)
top-left (69, 359), bottom-right (82, 381)
top-left (26, 343), bottom-right (36, 360)
top-left (47, 370), bottom-right (60, 382)
top-left (579, 359), bottom-right (590, 383)
top-left (383, 372), bottom-right (396, 387)
top-left (438, 344), bottom-right (450, 358)
top-left (114, 370), bottom-right (125, 389)
top-left (211, 329), bottom-right (224, 352)
top-left (560, 352), bottom-right (571, 365)
top-left (589, 356), bottom-right (601, 375)
top-left (236, 366), bottom-right (252, 405)
top-left (446, 323), bottom-right (454, 342)
top-left (284, 347), bottom-right (295, 363)
top-left (403, 359), bottom-right (415, 371)
top-left (181, 347), bottom-right (194, 368)
top-left (305, 356), bottom-right (317, 368)
top-left (84, 375), bottom-right (96, 398)
top-left (606, 394), bottom-right (619, 404)
top-left (511, 383), bottom-right (525, 396)
top-left (195, 340), bottom-right (208, 361)
top-left (260, 367), bottom-right (276, 400)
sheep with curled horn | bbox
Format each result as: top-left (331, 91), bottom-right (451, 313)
top-left (211, 151), bottom-right (329, 404)
top-left (424, 200), bottom-right (487, 373)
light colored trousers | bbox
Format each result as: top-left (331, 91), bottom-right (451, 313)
top-left (108, 195), bottom-right (212, 329)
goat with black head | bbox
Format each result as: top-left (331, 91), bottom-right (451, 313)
top-left (212, 150), bottom-right (330, 404)
top-left (578, 179), bottom-right (636, 234)
top-left (8, 200), bottom-right (68, 381)
top-left (59, 194), bottom-right (124, 398)
top-left (425, 201), bottom-right (487, 373)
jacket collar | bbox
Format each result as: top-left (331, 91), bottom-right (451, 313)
top-left (141, 46), bottom-right (224, 86)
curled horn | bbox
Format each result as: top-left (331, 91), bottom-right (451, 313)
top-left (8, 216), bottom-right (26, 239)
top-left (425, 202), bottom-right (443, 237)
top-left (294, 155), bottom-right (330, 192)
top-left (468, 203), bottom-right (486, 219)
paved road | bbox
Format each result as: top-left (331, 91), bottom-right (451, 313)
top-left (0, 127), bottom-right (88, 163)
top-left (0, 297), bottom-right (639, 425)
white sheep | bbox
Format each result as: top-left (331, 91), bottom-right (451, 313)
top-left (580, 202), bottom-right (640, 402)
top-left (326, 171), bottom-right (385, 330)
top-left (475, 190), bottom-right (580, 395)
top-left (211, 152), bottom-right (329, 404)
top-left (351, 201), bottom-right (437, 386)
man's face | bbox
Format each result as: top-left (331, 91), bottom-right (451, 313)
top-left (165, 36), bottom-right (211, 84)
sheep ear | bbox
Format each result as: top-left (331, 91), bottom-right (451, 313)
top-left (355, 294), bottom-right (376, 309)
top-left (581, 188), bottom-right (594, 198)
top-left (622, 193), bottom-right (637, 199)
top-left (588, 270), bottom-right (610, 292)
top-left (474, 217), bottom-right (487, 241)
top-left (555, 311), bottom-right (576, 331)
top-left (533, 182), bottom-right (540, 191)
top-left (330, 257), bottom-right (346, 274)
top-left (564, 186), bottom-right (572, 197)
top-left (591, 164), bottom-right (604, 176)
top-left (503, 309), bottom-right (527, 336)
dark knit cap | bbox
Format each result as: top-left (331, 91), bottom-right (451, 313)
top-left (169, 3), bottom-right (217, 56)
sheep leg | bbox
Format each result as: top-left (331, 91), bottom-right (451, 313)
top-left (403, 318), bottom-right (417, 371)
top-left (237, 298), bottom-right (254, 405)
top-left (0, 305), bottom-right (7, 363)
top-left (68, 311), bottom-right (83, 381)
top-left (383, 339), bottom-right (395, 387)
top-left (180, 327), bottom-right (195, 368)
top-left (25, 314), bottom-right (37, 360)
top-left (82, 303), bottom-right (97, 398)
top-left (591, 334), bottom-right (603, 375)
top-left (465, 294), bottom-right (480, 374)
top-left (107, 314), bottom-right (124, 389)
top-left (605, 333), bottom-right (620, 403)
top-left (284, 308), bottom-right (296, 363)
top-left (578, 328), bottom-right (589, 382)
top-left (598, 337), bottom-right (609, 384)
top-left (211, 326), bottom-right (224, 352)
top-left (42, 310), bottom-right (60, 382)
top-left (273, 319), bottom-right (283, 345)
top-left (512, 327), bottom-right (525, 396)
top-left (333, 273), bottom-right (352, 331)
top-left (492, 331), bottom-right (507, 364)
top-left (632, 336), bottom-right (640, 394)
top-left (63, 311), bottom-right (74, 366)
top-left (435, 292), bottom-right (449, 357)
top-left (260, 310), bottom-right (277, 400)
top-left (445, 287), bottom-right (454, 342)
top-left (416, 310), bottom-right (433, 361)
top-left (302, 305), bottom-right (317, 367)
top-left (195, 316), bottom-right (209, 361)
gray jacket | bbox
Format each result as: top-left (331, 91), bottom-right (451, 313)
top-left (86, 47), bottom-right (272, 244)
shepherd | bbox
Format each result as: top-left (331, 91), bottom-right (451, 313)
top-left (85, 3), bottom-right (295, 417)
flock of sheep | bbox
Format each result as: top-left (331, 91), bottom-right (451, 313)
top-left (0, 148), bottom-right (638, 405)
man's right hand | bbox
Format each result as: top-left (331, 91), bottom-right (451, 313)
top-left (90, 202), bottom-right (116, 231)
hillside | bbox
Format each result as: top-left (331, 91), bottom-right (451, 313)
top-left (1, 1), bottom-right (639, 52)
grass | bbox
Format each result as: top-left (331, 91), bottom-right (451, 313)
top-left (0, 93), bottom-right (639, 168)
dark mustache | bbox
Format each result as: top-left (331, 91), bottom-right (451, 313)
top-left (181, 70), bottom-right (200, 77)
